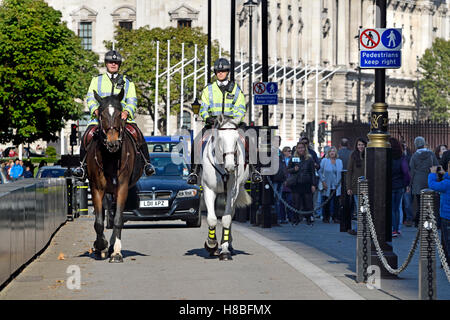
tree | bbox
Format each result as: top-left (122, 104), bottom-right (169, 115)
top-left (0, 0), bottom-right (99, 145)
top-left (107, 26), bottom-right (224, 134)
top-left (417, 38), bottom-right (450, 121)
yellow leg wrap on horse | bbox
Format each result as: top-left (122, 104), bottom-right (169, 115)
top-left (208, 228), bottom-right (216, 239)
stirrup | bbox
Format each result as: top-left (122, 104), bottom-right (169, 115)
top-left (72, 166), bottom-right (86, 180)
top-left (187, 173), bottom-right (198, 185)
top-left (144, 163), bottom-right (155, 176)
top-left (251, 171), bottom-right (262, 183)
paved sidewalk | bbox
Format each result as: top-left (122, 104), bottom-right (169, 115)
top-left (236, 217), bottom-right (450, 300)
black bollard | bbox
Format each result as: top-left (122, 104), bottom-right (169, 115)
top-left (66, 177), bottom-right (73, 220)
top-left (340, 170), bottom-right (352, 232)
top-left (78, 182), bottom-right (89, 215)
top-left (356, 177), bottom-right (371, 283)
top-left (419, 189), bottom-right (437, 300)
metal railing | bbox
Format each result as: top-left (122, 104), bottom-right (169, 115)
top-left (356, 178), bottom-right (449, 300)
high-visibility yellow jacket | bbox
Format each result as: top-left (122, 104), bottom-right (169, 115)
top-left (86, 74), bottom-right (137, 125)
top-left (199, 81), bottom-right (246, 122)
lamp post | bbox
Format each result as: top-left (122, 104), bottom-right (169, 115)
top-left (244, 0), bottom-right (258, 123)
top-left (191, 98), bottom-right (201, 138)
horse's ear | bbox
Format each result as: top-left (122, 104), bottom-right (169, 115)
top-left (117, 88), bottom-right (125, 102)
top-left (93, 90), bottom-right (102, 103)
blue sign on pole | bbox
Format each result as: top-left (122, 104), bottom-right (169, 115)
top-left (359, 28), bottom-right (402, 69)
top-left (253, 81), bottom-right (278, 105)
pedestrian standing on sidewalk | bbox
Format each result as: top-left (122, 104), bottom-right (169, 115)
top-left (428, 165), bottom-right (450, 264)
top-left (346, 138), bottom-right (367, 235)
top-left (319, 146), bottom-right (343, 224)
top-left (279, 146), bottom-right (293, 223)
top-left (287, 141), bottom-right (316, 226)
top-left (272, 137), bottom-right (287, 224)
top-left (338, 138), bottom-right (352, 171)
top-left (435, 144), bottom-right (448, 164)
top-left (389, 137), bottom-right (410, 237)
top-left (409, 136), bottom-right (439, 227)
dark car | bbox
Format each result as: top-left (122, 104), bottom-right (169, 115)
top-left (123, 152), bottom-right (201, 227)
top-left (36, 166), bottom-right (67, 178)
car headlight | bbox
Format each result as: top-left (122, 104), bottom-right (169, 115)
top-left (177, 189), bottom-right (198, 198)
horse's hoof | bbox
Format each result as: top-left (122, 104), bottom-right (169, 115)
top-left (204, 241), bottom-right (219, 256)
top-left (94, 249), bottom-right (109, 260)
top-left (109, 254), bottom-right (123, 263)
top-left (219, 252), bottom-right (232, 261)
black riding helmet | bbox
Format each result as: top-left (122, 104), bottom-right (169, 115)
top-left (104, 50), bottom-right (123, 65)
top-left (214, 58), bottom-right (231, 73)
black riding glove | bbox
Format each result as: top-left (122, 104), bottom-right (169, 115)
top-left (206, 117), bottom-right (216, 126)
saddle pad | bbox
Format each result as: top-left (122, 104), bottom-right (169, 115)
top-left (84, 125), bottom-right (98, 147)
top-left (126, 124), bottom-right (139, 144)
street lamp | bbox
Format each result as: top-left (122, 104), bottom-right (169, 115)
top-left (244, 0), bottom-right (258, 123)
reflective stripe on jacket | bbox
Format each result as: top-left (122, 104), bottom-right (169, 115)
top-left (86, 74), bottom-right (137, 125)
top-left (199, 81), bottom-right (246, 122)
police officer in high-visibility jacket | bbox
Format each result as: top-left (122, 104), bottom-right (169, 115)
top-left (187, 58), bottom-right (262, 185)
top-left (72, 50), bottom-right (155, 179)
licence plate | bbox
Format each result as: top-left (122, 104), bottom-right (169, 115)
top-left (139, 200), bottom-right (169, 208)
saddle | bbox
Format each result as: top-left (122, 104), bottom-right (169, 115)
top-left (84, 124), bottom-right (141, 147)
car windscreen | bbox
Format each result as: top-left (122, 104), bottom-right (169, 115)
top-left (150, 156), bottom-right (189, 176)
top-left (40, 169), bottom-right (66, 178)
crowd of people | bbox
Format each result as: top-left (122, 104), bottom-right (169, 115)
top-left (0, 158), bottom-right (48, 181)
top-left (271, 134), bottom-right (450, 253)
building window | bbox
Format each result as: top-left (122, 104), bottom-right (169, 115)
top-left (78, 22), bottom-right (92, 50)
top-left (178, 19), bottom-right (192, 28)
top-left (119, 21), bottom-right (133, 30)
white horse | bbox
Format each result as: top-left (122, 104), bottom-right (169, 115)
top-left (201, 115), bottom-right (252, 261)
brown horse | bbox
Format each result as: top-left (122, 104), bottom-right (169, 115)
top-left (87, 89), bottom-right (143, 263)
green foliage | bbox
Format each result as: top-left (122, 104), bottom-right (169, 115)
top-left (0, 0), bottom-right (99, 144)
top-left (417, 38), bottom-right (450, 121)
top-left (45, 146), bottom-right (56, 158)
top-left (106, 26), bottom-right (224, 134)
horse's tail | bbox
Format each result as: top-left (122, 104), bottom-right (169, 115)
top-left (235, 185), bottom-right (252, 208)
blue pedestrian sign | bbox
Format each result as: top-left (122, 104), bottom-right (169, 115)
top-left (359, 28), bottom-right (402, 69)
top-left (253, 82), bottom-right (278, 105)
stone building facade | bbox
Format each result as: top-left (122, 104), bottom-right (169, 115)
top-left (44, 0), bottom-right (448, 147)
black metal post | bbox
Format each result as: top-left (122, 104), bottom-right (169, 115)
top-left (207, 0), bottom-right (211, 84)
top-left (357, 67), bottom-right (361, 122)
top-left (419, 189), bottom-right (437, 300)
top-left (260, 0), bottom-right (272, 228)
top-left (230, 0), bottom-right (235, 82)
top-left (248, 6), bottom-right (253, 123)
top-left (366, 0), bottom-right (398, 277)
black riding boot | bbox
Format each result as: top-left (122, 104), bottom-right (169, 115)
top-left (72, 145), bottom-right (87, 180)
top-left (249, 164), bottom-right (262, 183)
top-left (139, 142), bottom-right (155, 176)
top-left (187, 164), bottom-right (201, 185)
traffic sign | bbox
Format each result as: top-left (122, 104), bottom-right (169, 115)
top-left (253, 81), bottom-right (278, 105)
top-left (359, 28), bottom-right (402, 69)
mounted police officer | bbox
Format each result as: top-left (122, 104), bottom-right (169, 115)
top-left (72, 50), bottom-right (155, 179)
top-left (187, 58), bottom-right (262, 185)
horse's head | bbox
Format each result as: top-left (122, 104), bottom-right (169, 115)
top-left (94, 89), bottom-right (125, 153)
top-left (215, 115), bottom-right (239, 174)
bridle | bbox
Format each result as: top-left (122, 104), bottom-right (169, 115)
top-left (214, 116), bottom-right (239, 167)
top-left (98, 105), bottom-right (125, 150)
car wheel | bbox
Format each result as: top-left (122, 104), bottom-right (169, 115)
top-left (186, 212), bottom-right (201, 228)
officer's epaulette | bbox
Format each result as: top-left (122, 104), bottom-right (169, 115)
top-left (124, 74), bottom-right (132, 82)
